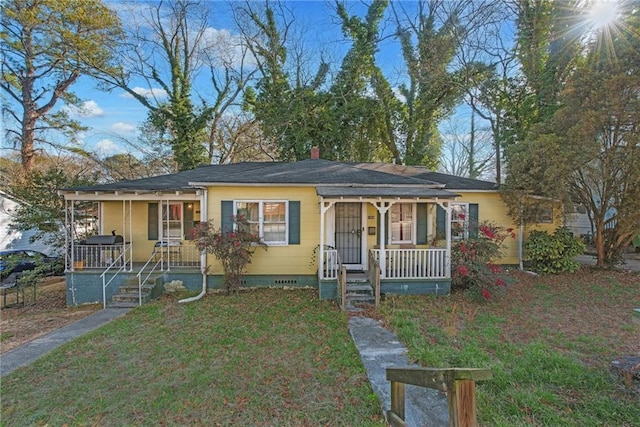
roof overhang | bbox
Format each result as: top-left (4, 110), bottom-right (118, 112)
top-left (315, 186), bottom-right (458, 199)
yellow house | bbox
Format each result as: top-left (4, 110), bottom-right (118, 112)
top-left (60, 158), bottom-right (557, 307)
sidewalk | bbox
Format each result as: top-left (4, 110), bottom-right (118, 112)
top-left (0, 308), bottom-right (130, 377)
top-left (348, 316), bottom-right (449, 426)
top-left (576, 254), bottom-right (640, 272)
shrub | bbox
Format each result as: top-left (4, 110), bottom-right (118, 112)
top-left (525, 227), bottom-right (585, 274)
top-left (190, 216), bottom-right (267, 294)
top-left (451, 222), bottom-right (515, 303)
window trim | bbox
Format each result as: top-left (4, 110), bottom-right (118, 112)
top-left (160, 202), bottom-right (183, 241)
top-left (233, 200), bottom-right (289, 246)
top-left (451, 203), bottom-right (469, 241)
top-left (388, 202), bottom-right (416, 245)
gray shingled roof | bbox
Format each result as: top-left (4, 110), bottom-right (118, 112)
top-left (63, 159), bottom-right (496, 194)
top-left (349, 162), bottom-right (499, 191)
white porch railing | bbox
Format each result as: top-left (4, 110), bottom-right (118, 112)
top-left (151, 241), bottom-right (201, 269)
top-left (370, 248), bottom-right (448, 279)
top-left (70, 241), bottom-right (201, 270)
top-left (322, 249), bottom-right (339, 279)
top-left (73, 243), bottom-right (130, 270)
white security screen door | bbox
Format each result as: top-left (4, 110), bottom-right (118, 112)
top-left (335, 203), bottom-right (363, 268)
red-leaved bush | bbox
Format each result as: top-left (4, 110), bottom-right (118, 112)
top-left (190, 215), bottom-right (267, 294)
top-left (451, 221), bottom-right (515, 302)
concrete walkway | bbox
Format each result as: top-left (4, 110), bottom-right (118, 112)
top-left (576, 254), bottom-right (640, 272)
top-left (0, 308), bottom-right (130, 377)
top-left (348, 316), bottom-right (449, 426)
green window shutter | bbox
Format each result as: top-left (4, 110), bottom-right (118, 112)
top-left (221, 201), bottom-right (234, 233)
top-left (469, 203), bottom-right (479, 238)
top-left (183, 202), bottom-right (194, 240)
top-left (436, 205), bottom-right (446, 240)
top-left (148, 203), bottom-right (159, 240)
top-left (416, 203), bottom-right (428, 244)
top-left (288, 201), bottom-right (301, 244)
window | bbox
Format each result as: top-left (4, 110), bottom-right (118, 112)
top-left (235, 201), bottom-right (288, 245)
top-left (390, 203), bottom-right (414, 244)
top-left (451, 203), bottom-right (469, 240)
top-left (533, 204), bottom-right (554, 223)
top-left (162, 202), bottom-right (183, 241)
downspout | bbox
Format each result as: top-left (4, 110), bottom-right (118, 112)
top-left (519, 197), bottom-right (524, 270)
top-left (180, 187), bottom-right (208, 303)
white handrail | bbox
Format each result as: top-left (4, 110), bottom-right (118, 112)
top-left (136, 252), bottom-right (164, 307)
top-left (101, 244), bottom-right (132, 308)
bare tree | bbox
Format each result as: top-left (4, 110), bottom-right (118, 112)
top-left (94, 0), bottom-right (256, 169)
top-left (439, 111), bottom-right (495, 179)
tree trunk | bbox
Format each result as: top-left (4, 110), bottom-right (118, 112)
top-left (594, 221), bottom-right (606, 268)
top-left (21, 112), bottom-right (37, 175)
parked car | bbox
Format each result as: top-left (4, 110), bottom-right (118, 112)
top-left (0, 249), bottom-right (63, 282)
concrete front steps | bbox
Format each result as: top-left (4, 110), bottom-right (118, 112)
top-left (108, 275), bottom-right (164, 308)
top-left (345, 272), bottom-right (376, 309)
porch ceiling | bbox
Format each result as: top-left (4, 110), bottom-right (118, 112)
top-left (315, 186), bottom-right (458, 199)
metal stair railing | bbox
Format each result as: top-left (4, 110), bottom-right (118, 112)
top-left (136, 251), bottom-right (164, 307)
top-left (101, 243), bottom-right (132, 309)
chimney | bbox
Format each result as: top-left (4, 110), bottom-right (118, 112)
top-left (310, 146), bottom-right (320, 160)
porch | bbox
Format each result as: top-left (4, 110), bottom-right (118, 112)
top-left (321, 248), bottom-right (448, 280)
top-left (68, 240), bottom-right (202, 272)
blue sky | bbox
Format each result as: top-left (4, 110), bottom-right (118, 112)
top-left (61, 1), bottom-right (377, 157)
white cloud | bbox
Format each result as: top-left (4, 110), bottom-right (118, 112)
top-left (64, 100), bottom-right (104, 118)
top-left (95, 139), bottom-right (126, 157)
top-left (111, 122), bottom-right (136, 133)
top-left (201, 27), bottom-right (257, 69)
top-left (120, 87), bottom-right (168, 99)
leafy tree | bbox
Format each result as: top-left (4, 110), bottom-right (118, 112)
top-left (329, 0), bottom-right (395, 162)
top-left (0, 0), bottom-right (123, 177)
top-left (391, 0), bottom-right (493, 167)
top-left (504, 8), bottom-right (640, 267)
top-left (6, 158), bottom-right (99, 249)
top-left (238, 1), bottom-right (331, 161)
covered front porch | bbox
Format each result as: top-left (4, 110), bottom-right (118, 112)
top-left (62, 190), bottom-right (207, 306)
top-left (315, 186), bottom-right (457, 299)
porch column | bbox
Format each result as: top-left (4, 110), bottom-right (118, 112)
top-left (373, 201), bottom-right (392, 279)
top-left (128, 199), bottom-right (133, 271)
top-left (319, 199), bottom-right (334, 281)
top-left (445, 201), bottom-right (452, 278)
top-left (68, 199), bottom-right (74, 272)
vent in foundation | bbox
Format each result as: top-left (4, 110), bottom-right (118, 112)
top-left (274, 279), bottom-right (298, 285)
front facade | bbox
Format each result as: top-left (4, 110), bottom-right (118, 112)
top-left (60, 159), bottom-right (558, 306)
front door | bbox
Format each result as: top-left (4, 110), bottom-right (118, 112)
top-left (335, 203), bottom-right (363, 269)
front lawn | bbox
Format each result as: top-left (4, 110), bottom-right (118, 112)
top-left (1, 289), bottom-right (384, 426)
top-left (378, 268), bottom-right (640, 426)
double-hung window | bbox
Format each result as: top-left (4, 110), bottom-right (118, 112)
top-left (162, 202), bottom-right (183, 241)
top-left (235, 201), bottom-right (288, 245)
top-left (389, 203), bottom-right (415, 244)
top-left (451, 203), bottom-right (469, 240)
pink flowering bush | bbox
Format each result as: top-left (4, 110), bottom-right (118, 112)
top-left (190, 215), bottom-right (267, 294)
top-left (451, 221), bottom-right (515, 303)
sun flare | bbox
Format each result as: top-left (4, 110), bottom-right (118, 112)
top-left (588, 1), bottom-right (620, 30)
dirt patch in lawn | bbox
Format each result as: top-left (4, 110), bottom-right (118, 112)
top-left (0, 278), bottom-right (100, 353)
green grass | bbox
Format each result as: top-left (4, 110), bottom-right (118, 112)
top-left (1, 289), bottom-right (385, 426)
top-left (379, 270), bottom-right (640, 426)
